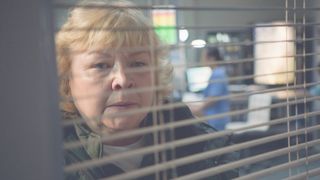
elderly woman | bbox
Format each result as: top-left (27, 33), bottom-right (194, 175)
top-left (56, 0), bottom-right (238, 179)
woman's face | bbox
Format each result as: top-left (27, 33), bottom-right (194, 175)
top-left (69, 50), bottom-right (154, 134)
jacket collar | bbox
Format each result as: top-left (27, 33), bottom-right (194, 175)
top-left (74, 123), bottom-right (103, 159)
top-left (73, 113), bottom-right (154, 160)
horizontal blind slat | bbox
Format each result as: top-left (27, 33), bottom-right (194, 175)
top-left (58, 51), bottom-right (320, 81)
top-left (60, 71), bottom-right (319, 106)
top-left (236, 153), bottom-right (320, 180)
top-left (54, 22), bottom-right (320, 32)
top-left (52, 3), bottom-right (318, 12)
top-left (284, 166), bottom-right (320, 180)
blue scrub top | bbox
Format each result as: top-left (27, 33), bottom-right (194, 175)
top-left (203, 67), bottom-right (230, 130)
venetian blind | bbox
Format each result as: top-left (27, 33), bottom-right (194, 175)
top-left (52, 0), bottom-right (320, 179)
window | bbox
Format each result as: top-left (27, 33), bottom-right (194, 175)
top-left (2, 0), bottom-right (320, 179)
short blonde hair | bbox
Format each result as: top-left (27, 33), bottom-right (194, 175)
top-left (56, 0), bottom-right (173, 114)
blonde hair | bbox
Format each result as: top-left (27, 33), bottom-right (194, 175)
top-left (56, 0), bottom-right (173, 114)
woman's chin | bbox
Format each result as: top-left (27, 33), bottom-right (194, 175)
top-left (99, 112), bottom-right (147, 133)
top-left (101, 119), bottom-right (138, 133)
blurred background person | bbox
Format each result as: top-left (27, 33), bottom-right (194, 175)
top-left (190, 47), bottom-right (230, 130)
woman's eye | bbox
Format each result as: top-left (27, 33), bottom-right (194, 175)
top-left (131, 61), bottom-right (147, 68)
top-left (92, 63), bottom-right (109, 70)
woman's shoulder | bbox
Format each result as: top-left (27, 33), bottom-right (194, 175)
top-left (166, 105), bottom-right (239, 178)
top-left (163, 105), bottom-right (230, 145)
top-left (63, 124), bottom-right (104, 179)
top-left (63, 123), bottom-right (78, 143)
top-left (193, 122), bottom-right (231, 148)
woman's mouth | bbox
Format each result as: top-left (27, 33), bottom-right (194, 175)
top-left (107, 102), bottom-right (138, 110)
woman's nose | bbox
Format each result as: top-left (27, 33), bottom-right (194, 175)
top-left (111, 66), bottom-right (134, 90)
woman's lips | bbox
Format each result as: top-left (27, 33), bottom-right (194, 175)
top-left (107, 102), bottom-right (138, 110)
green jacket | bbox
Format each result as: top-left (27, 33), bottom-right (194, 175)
top-left (63, 106), bottom-right (239, 179)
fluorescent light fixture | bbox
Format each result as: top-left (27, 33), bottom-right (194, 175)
top-left (191, 39), bottom-right (206, 48)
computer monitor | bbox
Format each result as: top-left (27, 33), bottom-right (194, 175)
top-left (186, 66), bottom-right (212, 93)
